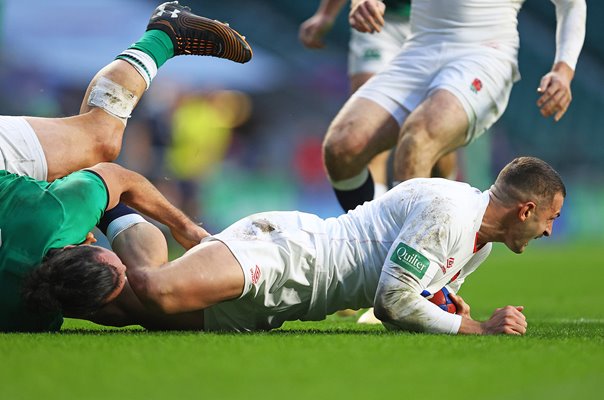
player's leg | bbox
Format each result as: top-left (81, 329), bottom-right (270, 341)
top-left (26, 1), bottom-right (252, 181)
top-left (323, 96), bottom-right (400, 211)
top-left (392, 89), bottom-right (468, 182)
top-left (431, 151), bottom-right (458, 180)
top-left (349, 73), bottom-right (392, 199)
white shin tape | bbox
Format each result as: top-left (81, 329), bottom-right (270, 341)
top-left (87, 76), bottom-right (138, 125)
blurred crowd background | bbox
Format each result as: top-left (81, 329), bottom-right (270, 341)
top-left (1, 0), bottom-right (603, 246)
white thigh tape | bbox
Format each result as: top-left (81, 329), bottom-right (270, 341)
top-left (87, 76), bottom-right (138, 124)
top-left (107, 214), bottom-right (148, 245)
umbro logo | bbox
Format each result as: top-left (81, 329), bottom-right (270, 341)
top-left (155, 6), bottom-right (180, 19)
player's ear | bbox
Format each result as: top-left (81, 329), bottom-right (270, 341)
top-left (518, 201), bottom-right (536, 222)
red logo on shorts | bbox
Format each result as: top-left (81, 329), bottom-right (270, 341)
top-left (250, 265), bottom-right (261, 285)
top-left (470, 78), bottom-right (482, 93)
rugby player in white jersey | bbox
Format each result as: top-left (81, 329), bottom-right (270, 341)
top-left (24, 157), bottom-right (564, 335)
top-left (323, 0), bottom-right (585, 213)
top-left (300, 0), bottom-right (458, 199)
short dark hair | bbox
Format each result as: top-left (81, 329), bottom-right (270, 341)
top-left (495, 157), bottom-right (566, 203)
top-left (22, 246), bottom-right (120, 317)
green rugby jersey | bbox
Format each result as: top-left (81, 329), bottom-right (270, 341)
top-left (0, 170), bottom-right (108, 331)
top-left (383, 0), bottom-right (411, 17)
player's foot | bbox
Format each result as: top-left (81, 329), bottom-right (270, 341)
top-left (356, 308), bottom-right (382, 325)
top-left (147, 1), bottom-right (253, 64)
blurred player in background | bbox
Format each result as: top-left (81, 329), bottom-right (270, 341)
top-left (25, 157), bottom-right (564, 336)
top-left (0, 1), bottom-right (251, 332)
top-left (0, 1), bottom-right (251, 183)
top-left (322, 0), bottom-right (585, 212)
top-left (300, 0), bottom-right (457, 200)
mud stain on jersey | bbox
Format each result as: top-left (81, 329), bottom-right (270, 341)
top-left (414, 196), bottom-right (452, 249)
top-left (252, 218), bottom-right (277, 233)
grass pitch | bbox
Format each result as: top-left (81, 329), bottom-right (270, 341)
top-left (1, 243), bottom-right (602, 400)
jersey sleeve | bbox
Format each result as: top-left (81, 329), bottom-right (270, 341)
top-left (46, 170), bottom-right (109, 247)
top-left (551, 0), bottom-right (586, 70)
top-left (381, 205), bottom-right (462, 292)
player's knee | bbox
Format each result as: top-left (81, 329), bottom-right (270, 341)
top-left (398, 125), bottom-right (442, 159)
top-left (323, 125), bottom-right (369, 173)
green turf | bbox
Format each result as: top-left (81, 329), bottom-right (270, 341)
top-left (1, 243), bottom-right (602, 400)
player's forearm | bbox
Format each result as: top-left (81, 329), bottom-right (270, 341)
top-left (551, 0), bottom-right (586, 71)
top-left (316, 0), bottom-right (348, 19)
top-left (116, 169), bottom-right (197, 234)
top-left (374, 279), bottom-right (462, 334)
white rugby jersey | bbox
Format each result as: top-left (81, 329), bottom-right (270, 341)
top-left (322, 178), bottom-right (492, 315)
top-left (206, 178), bottom-right (492, 332)
top-left (406, 0), bottom-right (585, 70)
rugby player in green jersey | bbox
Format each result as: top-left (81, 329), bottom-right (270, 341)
top-left (0, 162), bottom-right (207, 331)
top-left (0, 1), bottom-right (252, 331)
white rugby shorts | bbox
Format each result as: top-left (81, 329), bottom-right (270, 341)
top-left (354, 42), bottom-right (519, 143)
top-left (0, 116), bottom-right (47, 180)
top-left (348, 13), bottom-right (410, 76)
top-left (203, 211), bottom-right (328, 332)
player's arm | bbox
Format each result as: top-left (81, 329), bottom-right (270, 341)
top-left (86, 221), bottom-right (205, 330)
top-left (299, 0), bottom-right (348, 48)
top-left (349, 0), bottom-right (386, 33)
top-left (86, 162), bottom-right (208, 249)
top-left (126, 239), bottom-right (245, 314)
top-left (537, 0), bottom-right (586, 121)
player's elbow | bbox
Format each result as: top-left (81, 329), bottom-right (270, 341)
top-left (374, 287), bottom-right (426, 332)
top-left (128, 269), bottom-right (178, 314)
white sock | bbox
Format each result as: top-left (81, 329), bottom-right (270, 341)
top-left (373, 183), bottom-right (388, 199)
top-left (117, 49), bottom-right (158, 90)
top-left (330, 169), bottom-right (369, 191)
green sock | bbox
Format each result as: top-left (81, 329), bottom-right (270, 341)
top-left (130, 30), bottom-right (174, 68)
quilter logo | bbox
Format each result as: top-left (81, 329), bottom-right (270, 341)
top-left (250, 265), bottom-right (261, 285)
top-left (390, 243), bottom-right (430, 279)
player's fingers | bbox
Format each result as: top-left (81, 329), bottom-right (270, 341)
top-left (554, 92), bottom-right (572, 121)
top-left (357, 4), bottom-right (380, 33)
top-left (349, 13), bottom-right (372, 33)
top-left (366, 2), bottom-right (385, 32)
top-left (537, 75), bottom-right (552, 94)
top-left (540, 88), bottom-right (566, 116)
top-left (516, 306), bottom-right (524, 312)
top-left (543, 93), bottom-right (571, 120)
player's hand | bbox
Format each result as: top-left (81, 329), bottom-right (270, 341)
top-left (170, 223), bottom-right (210, 250)
top-left (449, 293), bottom-right (472, 319)
top-left (299, 14), bottom-right (335, 49)
top-left (83, 232), bottom-right (97, 245)
top-left (349, 0), bottom-right (385, 33)
top-left (537, 62), bottom-right (574, 122)
top-left (481, 306), bottom-right (527, 335)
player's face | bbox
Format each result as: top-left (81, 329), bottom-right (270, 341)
top-left (95, 247), bottom-right (127, 304)
top-left (508, 192), bottom-right (564, 253)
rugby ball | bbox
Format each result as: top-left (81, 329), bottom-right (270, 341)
top-left (427, 287), bottom-right (457, 314)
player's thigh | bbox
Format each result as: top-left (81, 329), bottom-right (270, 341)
top-left (27, 110), bottom-right (122, 180)
top-left (324, 96), bottom-right (400, 162)
top-left (402, 89), bottom-right (469, 155)
top-left (429, 53), bottom-right (515, 145)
